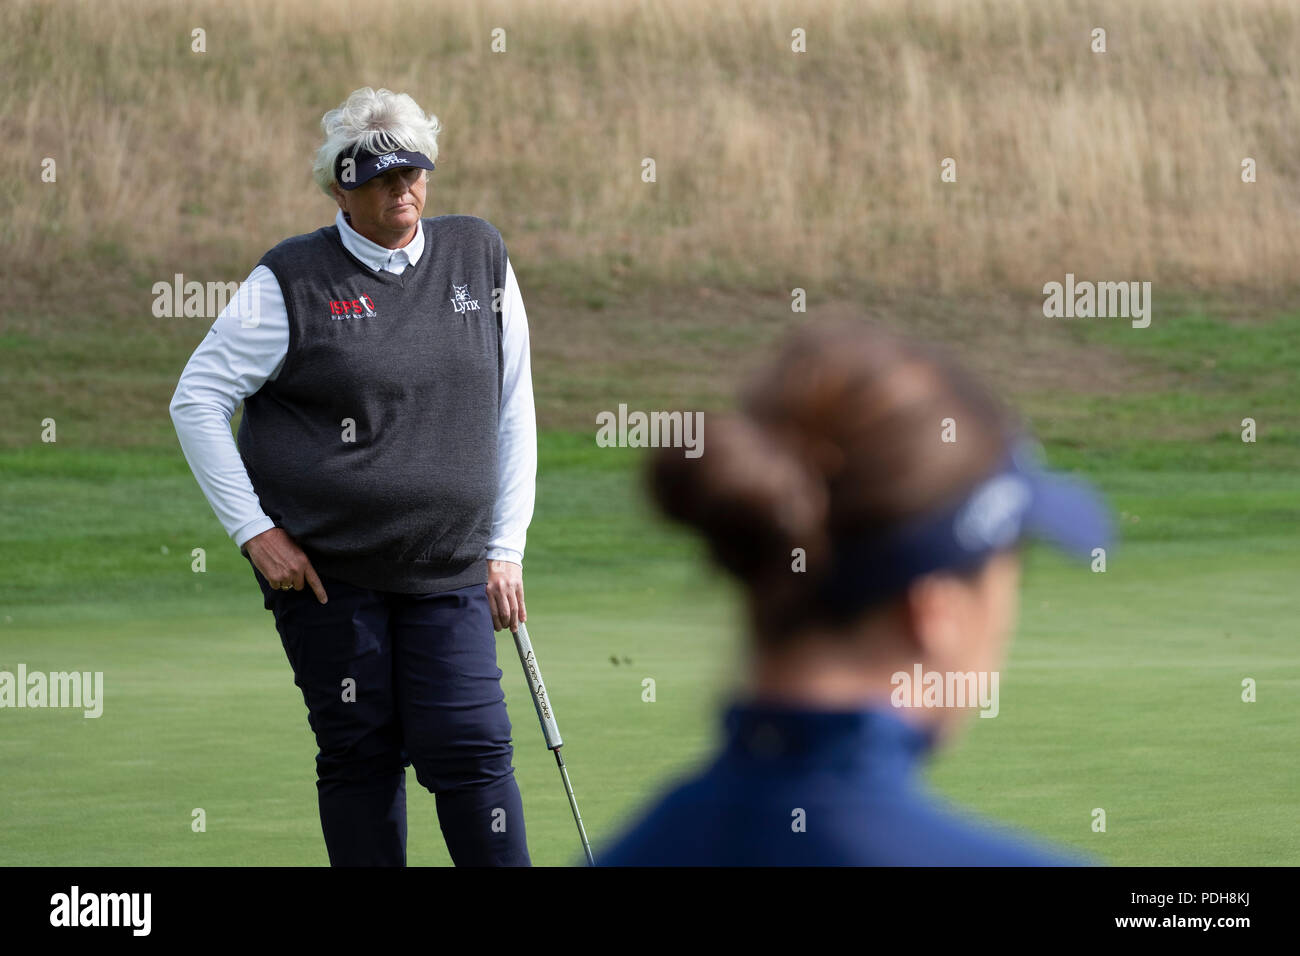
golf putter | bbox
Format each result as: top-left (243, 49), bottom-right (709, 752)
top-left (511, 621), bottom-right (595, 866)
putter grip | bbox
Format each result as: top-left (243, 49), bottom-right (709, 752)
top-left (513, 623), bottom-right (563, 750)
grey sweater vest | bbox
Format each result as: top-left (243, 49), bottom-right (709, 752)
top-left (237, 215), bottom-right (506, 593)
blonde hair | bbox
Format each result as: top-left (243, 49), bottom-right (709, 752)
top-left (312, 87), bottom-right (442, 197)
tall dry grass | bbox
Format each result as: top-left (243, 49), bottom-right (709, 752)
top-left (2, 0), bottom-right (1298, 297)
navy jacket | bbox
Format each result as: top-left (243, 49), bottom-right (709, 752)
top-left (598, 701), bottom-right (1092, 866)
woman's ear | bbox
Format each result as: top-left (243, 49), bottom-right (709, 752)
top-left (330, 183), bottom-right (348, 213)
top-left (900, 573), bottom-right (974, 669)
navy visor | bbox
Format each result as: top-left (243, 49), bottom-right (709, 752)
top-left (820, 437), bottom-right (1114, 616)
top-left (335, 148), bottom-right (434, 190)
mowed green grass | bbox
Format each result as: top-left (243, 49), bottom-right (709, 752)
top-left (0, 433), bottom-right (1296, 866)
top-left (1, 307), bottom-right (1298, 865)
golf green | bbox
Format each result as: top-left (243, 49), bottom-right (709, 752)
top-left (1, 437), bottom-right (1295, 865)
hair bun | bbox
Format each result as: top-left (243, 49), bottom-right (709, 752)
top-left (648, 414), bottom-right (829, 582)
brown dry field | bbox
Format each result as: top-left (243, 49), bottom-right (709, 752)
top-left (2, 0), bottom-right (1297, 447)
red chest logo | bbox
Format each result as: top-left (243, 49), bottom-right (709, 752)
top-left (329, 294), bottom-right (378, 319)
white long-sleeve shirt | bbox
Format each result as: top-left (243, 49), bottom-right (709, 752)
top-left (169, 209), bottom-right (536, 565)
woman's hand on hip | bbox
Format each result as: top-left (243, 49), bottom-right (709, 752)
top-left (245, 527), bottom-right (329, 604)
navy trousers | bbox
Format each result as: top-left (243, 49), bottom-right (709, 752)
top-left (249, 557), bottom-right (530, 866)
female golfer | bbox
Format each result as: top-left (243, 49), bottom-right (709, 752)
top-left (600, 323), bottom-right (1110, 866)
top-left (170, 87), bottom-right (536, 866)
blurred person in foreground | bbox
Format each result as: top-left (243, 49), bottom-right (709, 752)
top-left (599, 323), bottom-right (1111, 866)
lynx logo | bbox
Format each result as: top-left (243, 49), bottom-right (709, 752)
top-left (451, 283), bottom-right (481, 314)
top-left (329, 294), bottom-right (378, 319)
top-left (374, 152), bottom-right (408, 170)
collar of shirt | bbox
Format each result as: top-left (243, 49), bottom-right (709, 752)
top-left (335, 209), bottom-right (425, 275)
top-left (718, 698), bottom-right (937, 775)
